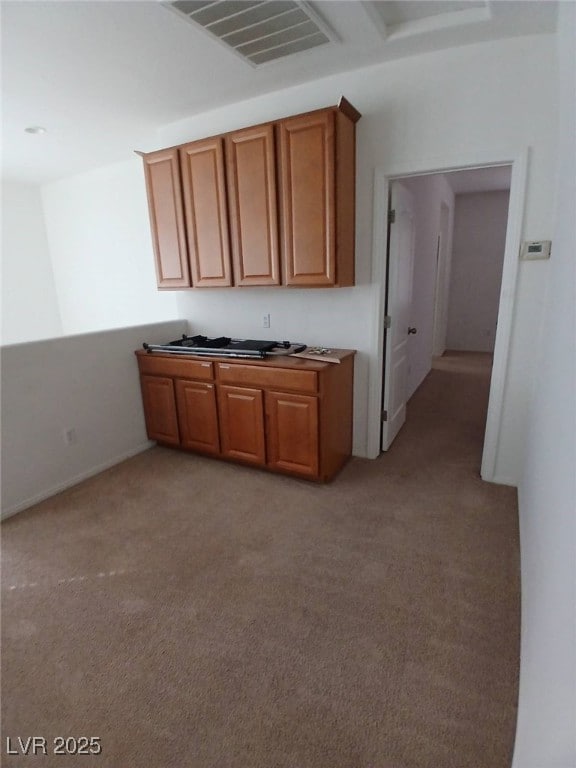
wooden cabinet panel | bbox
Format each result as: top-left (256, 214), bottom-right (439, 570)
top-left (335, 109), bottom-right (356, 287)
top-left (140, 375), bottom-right (180, 445)
top-left (226, 125), bottom-right (280, 286)
top-left (279, 110), bottom-right (336, 286)
top-left (175, 380), bottom-right (220, 455)
top-left (216, 362), bottom-right (317, 393)
top-left (317, 353), bottom-right (355, 481)
top-left (136, 350), bottom-right (355, 481)
top-left (180, 137), bottom-right (232, 287)
top-left (140, 100), bottom-right (359, 290)
top-left (217, 385), bottom-right (266, 465)
top-left (142, 148), bottom-right (190, 288)
top-left (266, 392), bottom-right (319, 477)
top-left (138, 355), bottom-right (214, 381)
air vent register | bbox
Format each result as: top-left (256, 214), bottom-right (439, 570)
top-left (166, 0), bottom-right (336, 66)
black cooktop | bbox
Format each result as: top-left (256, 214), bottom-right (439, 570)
top-left (143, 335), bottom-right (305, 359)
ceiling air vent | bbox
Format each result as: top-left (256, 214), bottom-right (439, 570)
top-left (167, 1), bottom-right (337, 66)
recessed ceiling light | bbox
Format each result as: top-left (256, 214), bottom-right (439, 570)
top-left (24, 126), bottom-right (47, 135)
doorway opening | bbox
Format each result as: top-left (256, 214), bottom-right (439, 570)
top-left (369, 150), bottom-right (527, 483)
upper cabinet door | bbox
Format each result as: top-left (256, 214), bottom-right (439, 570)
top-left (180, 137), bottom-right (233, 287)
top-left (279, 110), bottom-right (336, 287)
top-left (226, 125), bottom-right (280, 286)
top-left (142, 148), bottom-right (190, 289)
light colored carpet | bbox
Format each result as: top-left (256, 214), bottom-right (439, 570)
top-left (1, 352), bottom-right (519, 768)
top-left (432, 350), bottom-right (493, 376)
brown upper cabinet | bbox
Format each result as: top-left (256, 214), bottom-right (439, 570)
top-left (141, 148), bottom-right (190, 289)
top-left (279, 103), bottom-right (359, 287)
top-left (180, 137), bottom-right (233, 287)
top-left (226, 124), bottom-right (280, 286)
top-left (279, 109), bottom-right (336, 286)
top-left (138, 98), bottom-right (361, 289)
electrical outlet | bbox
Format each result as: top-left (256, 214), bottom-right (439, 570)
top-left (63, 428), bottom-right (77, 445)
top-left (263, 313), bottom-right (270, 329)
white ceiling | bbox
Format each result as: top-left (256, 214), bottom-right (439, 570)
top-left (368, 0), bottom-right (486, 26)
top-left (1, 0), bottom-right (558, 185)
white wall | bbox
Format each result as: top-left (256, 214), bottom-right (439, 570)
top-left (1, 181), bottom-right (63, 344)
top-left (41, 158), bottom-right (180, 335)
top-left (0, 320), bottom-right (186, 518)
top-left (401, 173), bottom-right (455, 398)
top-left (447, 190), bottom-right (510, 352)
top-left (155, 34), bottom-right (557, 480)
top-left (11, 35), bottom-right (557, 477)
top-left (513, 3), bottom-right (576, 766)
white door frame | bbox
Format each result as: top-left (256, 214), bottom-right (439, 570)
top-left (367, 147), bottom-right (528, 482)
top-left (432, 201), bottom-right (451, 357)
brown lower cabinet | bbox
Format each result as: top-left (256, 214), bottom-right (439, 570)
top-left (140, 374), bottom-right (180, 445)
top-left (266, 391), bottom-right (319, 477)
top-left (175, 379), bottom-right (220, 455)
top-left (217, 385), bottom-right (266, 465)
top-left (135, 349), bottom-right (355, 482)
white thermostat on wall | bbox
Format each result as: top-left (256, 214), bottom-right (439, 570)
top-left (520, 240), bottom-right (552, 260)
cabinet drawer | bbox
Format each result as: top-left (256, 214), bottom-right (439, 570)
top-left (216, 363), bottom-right (318, 393)
top-left (138, 355), bottom-right (214, 381)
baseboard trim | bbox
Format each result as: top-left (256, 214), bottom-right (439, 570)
top-left (482, 472), bottom-right (518, 488)
top-left (1, 441), bottom-right (154, 521)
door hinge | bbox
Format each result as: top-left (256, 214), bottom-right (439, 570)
top-left (389, 209), bottom-right (396, 223)
top-left (384, 315), bottom-right (391, 329)
top-left (381, 409), bottom-right (388, 422)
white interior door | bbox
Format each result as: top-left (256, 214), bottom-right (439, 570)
top-left (381, 181), bottom-right (416, 451)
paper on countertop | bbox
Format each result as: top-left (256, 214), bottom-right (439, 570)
top-left (289, 347), bottom-right (350, 364)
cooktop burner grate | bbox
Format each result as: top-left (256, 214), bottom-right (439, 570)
top-left (143, 335), bottom-right (306, 359)
top-left (178, 335), bottom-right (231, 348)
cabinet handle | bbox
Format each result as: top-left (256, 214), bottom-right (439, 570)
top-left (220, 364), bottom-right (230, 369)
top-left (201, 363), bottom-right (210, 367)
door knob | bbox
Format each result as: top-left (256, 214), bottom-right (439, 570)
top-left (408, 327), bottom-right (417, 335)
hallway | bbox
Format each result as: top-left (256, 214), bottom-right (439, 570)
top-left (2, 352), bottom-right (520, 768)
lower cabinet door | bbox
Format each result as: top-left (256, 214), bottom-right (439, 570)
top-left (140, 375), bottom-right (180, 445)
top-left (266, 392), bottom-right (319, 477)
top-left (217, 385), bottom-right (266, 465)
top-left (175, 379), bottom-right (220, 455)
